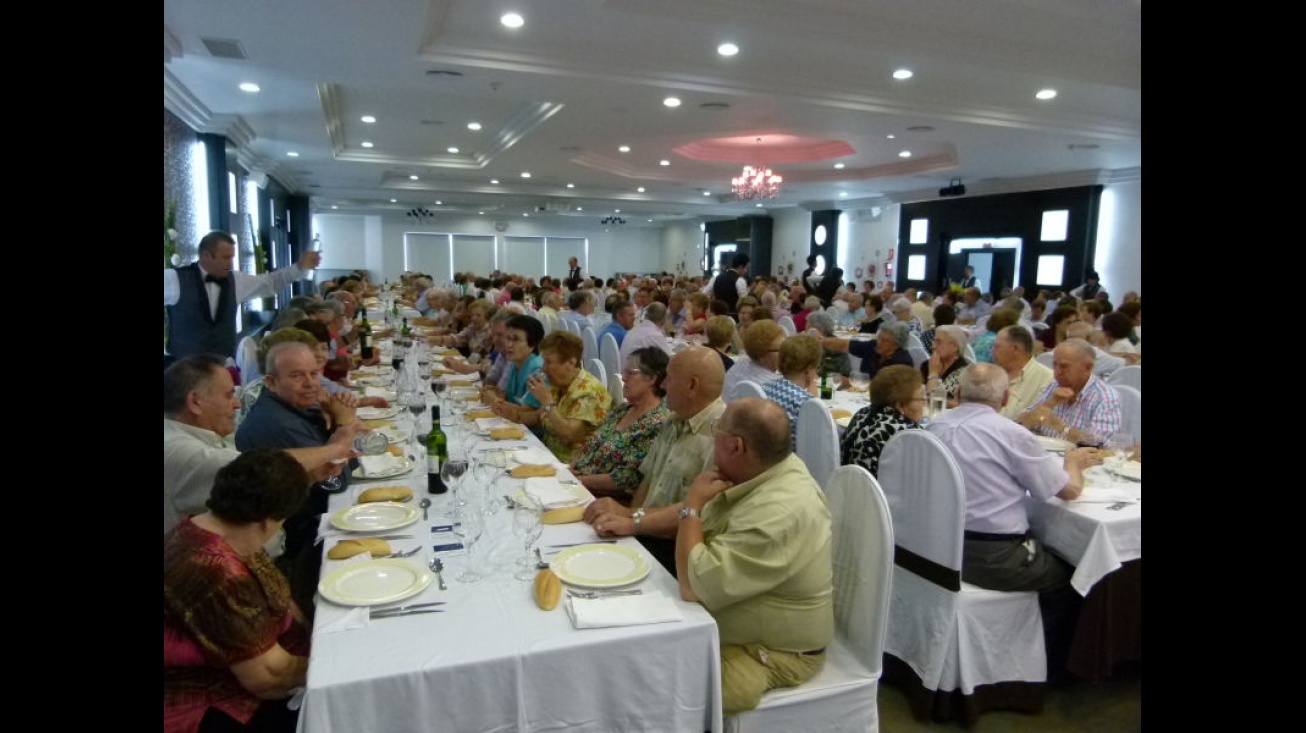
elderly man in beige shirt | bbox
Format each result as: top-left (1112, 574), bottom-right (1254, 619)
top-left (992, 325), bottom-right (1055, 419)
top-left (583, 346), bottom-right (726, 571)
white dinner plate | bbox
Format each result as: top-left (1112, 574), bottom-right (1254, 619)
top-left (1114, 460), bottom-right (1142, 480)
top-left (357, 405), bottom-right (402, 420)
top-left (833, 416), bottom-right (852, 428)
top-left (330, 502), bottom-right (421, 532)
top-left (372, 425), bottom-right (409, 445)
top-left (317, 558), bottom-right (432, 607)
top-left (550, 544), bottom-right (651, 589)
top-left (352, 457), bottom-right (414, 479)
top-left (354, 365), bottom-right (395, 377)
top-left (1036, 435), bottom-right (1075, 453)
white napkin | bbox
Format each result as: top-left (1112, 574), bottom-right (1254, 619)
top-left (475, 416), bottom-right (514, 431)
top-left (357, 406), bottom-right (395, 419)
top-left (511, 446), bottom-right (562, 467)
top-left (565, 590), bottom-right (684, 629)
top-left (358, 453), bottom-right (406, 477)
top-left (524, 477), bottom-right (586, 509)
top-left (363, 386), bottom-right (395, 399)
top-left (1071, 484), bottom-right (1134, 504)
top-left (314, 555), bottom-right (374, 634)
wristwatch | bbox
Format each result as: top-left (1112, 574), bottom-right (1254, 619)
top-left (632, 507), bottom-right (645, 534)
top-left (677, 505), bottom-right (701, 522)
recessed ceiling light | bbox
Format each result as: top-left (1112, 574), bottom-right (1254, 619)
top-left (717, 42), bottom-right (739, 56)
top-left (286, 151), bottom-right (300, 157)
top-left (886, 134), bottom-right (896, 139)
top-left (467, 122), bottom-right (482, 131)
top-left (447, 147), bottom-right (460, 154)
top-left (239, 82), bottom-right (260, 93)
top-left (409, 174), bottom-right (419, 180)
top-left (839, 192), bottom-right (848, 198)
top-left (660, 159), bottom-right (671, 166)
top-left (614, 209), bottom-right (621, 213)
top-left (703, 191), bottom-right (712, 196)
top-left (361, 115), bottom-right (376, 123)
top-left (1036, 88), bottom-right (1058, 100)
top-left (892, 69), bottom-right (913, 80)
top-left (435, 200), bottom-right (442, 205)
top-left (576, 207), bottom-right (583, 211)
top-left (361, 141), bottom-right (374, 148)
top-left (520, 172), bottom-right (531, 178)
top-left (478, 211), bottom-right (484, 215)
top-left (501, 12), bottom-right (524, 28)
top-left (523, 212), bottom-right (529, 216)
top-left (755, 203), bottom-right (764, 208)
top-left (490, 179), bottom-right (500, 184)
top-left (390, 198), bottom-right (397, 203)
top-left (833, 162), bottom-right (845, 169)
top-left (637, 187), bottom-right (645, 193)
top-left (618, 145), bottom-right (631, 153)
top-left (663, 97), bottom-right (681, 108)
top-left (566, 183), bottom-right (575, 188)
top-left (898, 150), bottom-right (912, 158)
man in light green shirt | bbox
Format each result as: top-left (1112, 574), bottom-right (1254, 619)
top-left (993, 325), bottom-right (1055, 419)
top-left (675, 397), bottom-right (834, 715)
top-left (584, 347), bottom-right (725, 569)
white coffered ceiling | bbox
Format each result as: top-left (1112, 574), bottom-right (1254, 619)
top-left (163, 0), bottom-right (1141, 225)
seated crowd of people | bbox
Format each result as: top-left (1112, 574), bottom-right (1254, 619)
top-left (165, 259), bottom-right (1140, 730)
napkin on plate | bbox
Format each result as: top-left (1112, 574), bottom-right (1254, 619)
top-left (358, 453), bottom-right (407, 477)
top-left (511, 446), bottom-right (562, 467)
top-left (357, 406), bottom-right (395, 419)
top-left (1071, 484), bottom-right (1134, 504)
top-left (524, 477), bottom-right (586, 509)
top-left (363, 386), bottom-right (395, 399)
top-left (565, 590), bottom-right (684, 629)
top-left (475, 416), bottom-right (514, 431)
top-left (314, 554), bottom-right (373, 634)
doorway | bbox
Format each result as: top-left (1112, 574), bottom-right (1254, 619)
top-left (946, 237), bottom-right (1022, 295)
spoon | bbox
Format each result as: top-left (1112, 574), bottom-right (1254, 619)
top-left (430, 556), bottom-right (448, 590)
top-left (419, 497), bottom-right (431, 520)
top-left (534, 547), bottom-right (549, 570)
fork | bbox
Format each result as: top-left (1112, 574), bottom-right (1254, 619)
top-left (566, 589), bottom-right (643, 599)
top-left (387, 546), bottom-right (421, 558)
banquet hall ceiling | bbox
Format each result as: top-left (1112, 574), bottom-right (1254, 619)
top-left (163, 0), bottom-right (1141, 224)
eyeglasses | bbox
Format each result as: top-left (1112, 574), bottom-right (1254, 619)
top-left (711, 420), bottom-right (738, 439)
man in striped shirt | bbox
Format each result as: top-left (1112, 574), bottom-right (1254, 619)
top-left (1018, 339), bottom-right (1121, 443)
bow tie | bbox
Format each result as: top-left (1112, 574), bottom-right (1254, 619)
top-left (204, 274), bottom-right (224, 284)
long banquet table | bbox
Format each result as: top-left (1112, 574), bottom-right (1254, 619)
top-left (298, 361), bottom-right (724, 733)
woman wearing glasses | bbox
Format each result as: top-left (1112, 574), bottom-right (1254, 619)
top-left (568, 347), bottom-right (673, 503)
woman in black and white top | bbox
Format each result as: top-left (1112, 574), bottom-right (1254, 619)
top-left (840, 365), bottom-right (925, 477)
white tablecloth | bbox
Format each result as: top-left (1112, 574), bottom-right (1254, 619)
top-left (300, 408), bottom-right (723, 733)
top-left (1027, 466), bottom-right (1142, 596)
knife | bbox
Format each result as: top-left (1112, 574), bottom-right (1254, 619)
top-left (371, 602), bottom-right (446, 613)
top-left (360, 534), bottom-right (415, 540)
top-left (547, 540), bottom-right (617, 549)
top-left (370, 609), bottom-right (444, 618)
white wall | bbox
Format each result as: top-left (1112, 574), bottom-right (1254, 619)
top-left (1093, 180), bottom-right (1141, 299)
top-left (661, 220), bottom-right (706, 277)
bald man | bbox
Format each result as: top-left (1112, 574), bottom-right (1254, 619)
top-left (1063, 321), bottom-right (1126, 376)
top-left (675, 398), bottom-right (833, 715)
top-left (584, 346), bottom-right (726, 571)
top-left (1018, 338), bottom-right (1122, 443)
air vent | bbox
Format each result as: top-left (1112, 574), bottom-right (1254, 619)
top-left (906, 125), bottom-right (935, 132)
top-left (1067, 143), bottom-right (1100, 150)
top-left (426, 69), bottom-right (463, 77)
top-left (699, 102), bottom-right (730, 110)
top-left (201, 37), bottom-right (247, 60)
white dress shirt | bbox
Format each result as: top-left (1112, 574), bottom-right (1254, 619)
top-left (163, 265), bottom-right (308, 319)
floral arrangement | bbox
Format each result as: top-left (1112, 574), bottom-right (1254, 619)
top-left (164, 200), bottom-right (180, 268)
top-left (253, 232), bottom-right (268, 274)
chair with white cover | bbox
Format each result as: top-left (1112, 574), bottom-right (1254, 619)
top-left (1035, 351), bottom-right (1054, 368)
top-left (1112, 384), bottom-right (1141, 441)
top-left (725, 464), bottom-right (893, 733)
top-left (776, 316), bottom-right (797, 335)
top-left (599, 332), bottom-right (622, 385)
top-left (962, 342), bottom-right (978, 365)
top-left (876, 430), bottom-right (1047, 724)
top-left (586, 357), bottom-right (606, 387)
top-left (581, 326), bottom-right (599, 367)
top-left (796, 398), bottom-right (840, 489)
top-left (906, 332), bottom-right (925, 351)
top-left (607, 371), bottom-right (626, 408)
top-left (236, 335), bottom-right (262, 385)
top-left (1106, 364), bottom-right (1141, 392)
top-left (907, 345), bottom-right (929, 370)
top-left (730, 379), bottom-right (767, 402)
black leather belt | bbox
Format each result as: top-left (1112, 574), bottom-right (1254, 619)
top-left (800, 648), bottom-right (826, 656)
top-left (963, 530), bottom-right (1029, 542)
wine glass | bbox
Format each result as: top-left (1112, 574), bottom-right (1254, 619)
top-left (454, 506), bottom-right (486, 583)
top-left (511, 495), bottom-right (544, 581)
top-left (402, 387), bottom-right (426, 458)
top-left (442, 457), bottom-right (469, 511)
top-left (1103, 431), bottom-right (1134, 478)
top-left (847, 372), bottom-right (870, 396)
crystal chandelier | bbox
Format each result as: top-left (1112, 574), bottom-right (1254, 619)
top-left (732, 164), bottom-right (783, 200)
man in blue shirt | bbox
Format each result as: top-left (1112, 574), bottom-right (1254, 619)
top-left (599, 300), bottom-right (636, 348)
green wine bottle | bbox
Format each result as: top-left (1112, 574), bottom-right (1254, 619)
top-left (358, 307), bottom-right (374, 360)
top-left (819, 356), bottom-right (833, 400)
top-left (427, 406), bottom-right (448, 494)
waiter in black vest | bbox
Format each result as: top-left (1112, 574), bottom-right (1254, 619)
top-left (163, 230), bottom-right (321, 363)
top-left (564, 256), bottom-right (584, 291)
top-left (711, 252), bottom-right (750, 314)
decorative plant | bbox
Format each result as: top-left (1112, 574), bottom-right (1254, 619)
top-left (164, 200), bottom-right (180, 268)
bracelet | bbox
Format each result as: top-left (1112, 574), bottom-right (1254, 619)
top-left (632, 507), bottom-right (645, 535)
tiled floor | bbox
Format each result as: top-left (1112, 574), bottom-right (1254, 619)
top-left (877, 672), bottom-right (1142, 732)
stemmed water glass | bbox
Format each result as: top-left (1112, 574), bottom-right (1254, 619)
top-left (454, 494), bottom-right (485, 583)
top-left (474, 454), bottom-right (504, 515)
top-left (511, 495), bottom-right (544, 581)
top-left (442, 457), bottom-right (470, 527)
top-left (1103, 431), bottom-right (1134, 479)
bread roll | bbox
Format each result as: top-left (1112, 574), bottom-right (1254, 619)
top-left (327, 538), bottom-right (391, 559)
top-left (534, 568), bottom-right (562, 610)
top-left (510, 464), bottom-right (557, 479)
top-left (541, 506), bottom-right (585, 525)
top-left (362, 419), bottom-right (395, 429)
top-left (385, 445), bottom-right (405, 457)
top-left (829, 408), bottom-right (852, 420)
top-left (465, 410), bottom-right (497, 420)
top-left (357, 486), bottom-right (413, 503)
top-left (491, 427), bottom-right (526, 441)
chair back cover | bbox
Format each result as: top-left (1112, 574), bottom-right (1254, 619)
top-left (1113, 384), bottom-right (1141, 441)
top-left (599, 332), bottom-right (622, 385)
top-left (586, 357), bottom-right (606, 386)
top-left (1106, 364), bottom-right (1141, 392)
top-left (797, 398), bottom-right (839, 489)
top-left (607, 371), bottom-right (626, 407)
top-left (776, 315), bottom-right (797, 335)
top-left (907, 345), bottom-right (929, 369)
top-left (1034, 351), bottom-right (1054, 368)
top-left (906, 332), bottom-right (925, 351)
top-left (731, 379), bottom-right (767, 401)
top-left (236, 335), bottom-right (261, 385)
top-left (877, 430), bottom-right (965, 572)
top-left (962, 342), bottom-right (978, 365)
top-left (826, 464), bottom-right (894, 675)
top-left (581, 326), bottom-right (599, 366)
